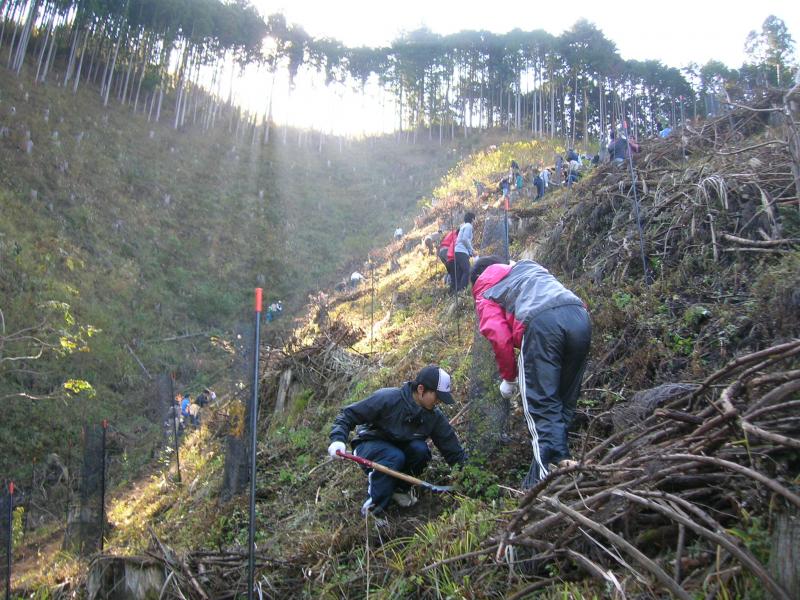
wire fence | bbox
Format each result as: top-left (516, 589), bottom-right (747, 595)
top-left (466, 210), bottom-right (512, 457)
top-left (63, 424), bottom-right (105, 554)
top-left (221, 318), bottom-right (257, 501)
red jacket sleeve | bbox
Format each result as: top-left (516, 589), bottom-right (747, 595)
top-left (446, 231), bottom-right (457, 261)
top-left (475, 295), bottom-right (518, 380)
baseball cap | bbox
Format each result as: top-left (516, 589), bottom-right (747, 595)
top-left (415, 365), bottom-right (454, 405)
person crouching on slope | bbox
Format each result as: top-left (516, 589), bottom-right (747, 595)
top-left (327, 365), bottom-right (466, 516)
top-left (438, 228), bottom-right (458, 291)
top-left (470, 256), bottom-right (591, 490)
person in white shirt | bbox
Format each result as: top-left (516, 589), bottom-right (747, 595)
top-left (453, 212), bottom-right (475, 292)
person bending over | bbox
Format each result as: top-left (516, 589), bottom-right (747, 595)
top-left (470, 256), bottom-right (591, 489)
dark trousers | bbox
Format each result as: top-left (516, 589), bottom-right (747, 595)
top-left (534, 180), bottom-right (544, 199)
top-left (353, 439), bottom-right (431, 511)
top-left (519, 304), bottom-right (591, 486)
top-left (454, 252), bottom-right (471, 292)
top-left (438, 248), bottom-right (455, 290)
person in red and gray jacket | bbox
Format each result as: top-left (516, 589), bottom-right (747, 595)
top-left (438, 229), bottom-right (458, 291)
top-left (470, 256), bottom-right (591, 489)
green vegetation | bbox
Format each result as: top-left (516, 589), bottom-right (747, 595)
top-left (4, 33), bottom-right (799, 599)
top-left (0, 63), bottom-right (462, 483)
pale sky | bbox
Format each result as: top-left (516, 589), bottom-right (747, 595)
top-left (234, 0), bottom-right (800, 136)
top-left (254, 0), bottom-right (800, 69)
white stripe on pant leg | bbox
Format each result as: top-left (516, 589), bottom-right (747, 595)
top-left (518, 337), bottom-right (548, 479)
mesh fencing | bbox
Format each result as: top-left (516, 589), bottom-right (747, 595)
top-left (0, 488), bottom-right (11, 584)
top-left (221, 318), bottom-right (257, 501)
top-left (466, 210), bottom-right (511, 457)
top-left (63, 424), bottom-right (104, 554)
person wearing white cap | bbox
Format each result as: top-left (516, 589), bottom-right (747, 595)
top-left (327, 365), bottom-right (466, 516)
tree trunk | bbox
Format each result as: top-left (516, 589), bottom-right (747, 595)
top-left (12, 0), bottom-right (41, 74)
top-left (72, 25), bottom-right (91, 94)
top-left (549, 72), bottom-right (555, 138)
top-left (34, 3), bottom-right (54, 82)
top-left (5, 0), bottom-right (23, 68)
top-left (63, 18), bottom-right (81, 87)
top-left (40, 10), bottom-right (60, 82)
top-left (0, 0), bottom-right (13, 51)
top-left (769, 506), bottom-right (799, 598)
top-left (120, 36), bottom-right (136, 104)
top-left (103, 26), bottom-right (123, 106)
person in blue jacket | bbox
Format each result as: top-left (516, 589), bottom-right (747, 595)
top-left (328, 365), bottom-right (466, 516)
top-left (180, 392), bottom-right (191, 427)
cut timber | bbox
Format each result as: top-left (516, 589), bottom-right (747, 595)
top-left (274, 368), bottom-right (293, 414)
top-left (770, 505), bottom-right (800, 599)
top-left (86, 556), bottom-right (164, 600)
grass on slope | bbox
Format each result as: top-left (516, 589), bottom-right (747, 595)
top-left (0, 62), bottom-right (464, 484)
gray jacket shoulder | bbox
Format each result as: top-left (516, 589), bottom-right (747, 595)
top-left (483, 260), bottom-right (583, 322)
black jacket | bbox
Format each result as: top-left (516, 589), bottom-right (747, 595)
top-left (330, 382), bottom-right (466, 466)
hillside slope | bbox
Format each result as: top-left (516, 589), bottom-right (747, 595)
top-left (0, 64), bottom-right (466, 482)
top-left (11, 91), bottom-right (800, 598)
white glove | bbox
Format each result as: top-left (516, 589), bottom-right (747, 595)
top-left (499, 379), bottom-right (518, 399)
top-left (328, 441), bottom-right (346, 459)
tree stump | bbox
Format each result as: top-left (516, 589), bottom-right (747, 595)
top-left (769, 505), bottom-right (800, 598)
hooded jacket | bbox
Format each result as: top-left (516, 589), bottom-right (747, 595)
top-left (472, 260), bottom-right (585, 380)
top-left (330, 382), bottom-right (465, 466)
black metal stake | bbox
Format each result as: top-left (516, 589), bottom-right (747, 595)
top-left (99, 420), bottom-right (107, 551)
top-left (6, 481), bottom-right (13, 600)
top-left (370, 260), bottom-right (375, 354)
top-left (679, 96), bottom-right (687, 162)
top-left (169, 375), bottom-right (181, 483)
top-left (63, 441), bottom-right (71, 550)
top-left (247, 288), bottom-right (263, 600)
top-left (503, 194), bottom-right (510, 262)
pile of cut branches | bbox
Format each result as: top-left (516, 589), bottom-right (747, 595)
top-left (539, 89), bottom-right (799, 284)
top-left (143, 530), bottom-right (302, 599)
top-left (260, 319), bottom-right (368, 404)
top-left (493, 340), bottom-right (800, 599)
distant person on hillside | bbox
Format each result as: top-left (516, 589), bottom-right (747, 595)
top-left (350, 271), bottom-right (365, 288)
top-left (188, 400), bottom-right (201, 427)
top-left (608, 131), bottom-right (640, 164)
top-left (327, 365), bottom-right (466, 517)
top-left (553, 156), bottom-right (564, 186)
top-left (497, 175), bottom-right (511, 198)
top-left (453, 212), bottom-right (476, 293)
top-left (394, 227), bottom-right (404, 241)
top-left (423, 231), bottom-right (441, 256)
top-left (473, 179), bottom-right (487, 199)
top-left (180, 392), bottom-right (191, 427)
top-left (196, 388), bottom-right (210, 408)
top-left (566, 148), bottom-right (579, 163)
top-left (533, 171), bottom-right (545, 200)
top-left (540, 167), bottom-right (550, 194)
top-left (469, 256), bottom-right (591, 490)
top-left (438, 228), bottom-right (458, 291)
top-left (566, 161), bottom-right (580, 187)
